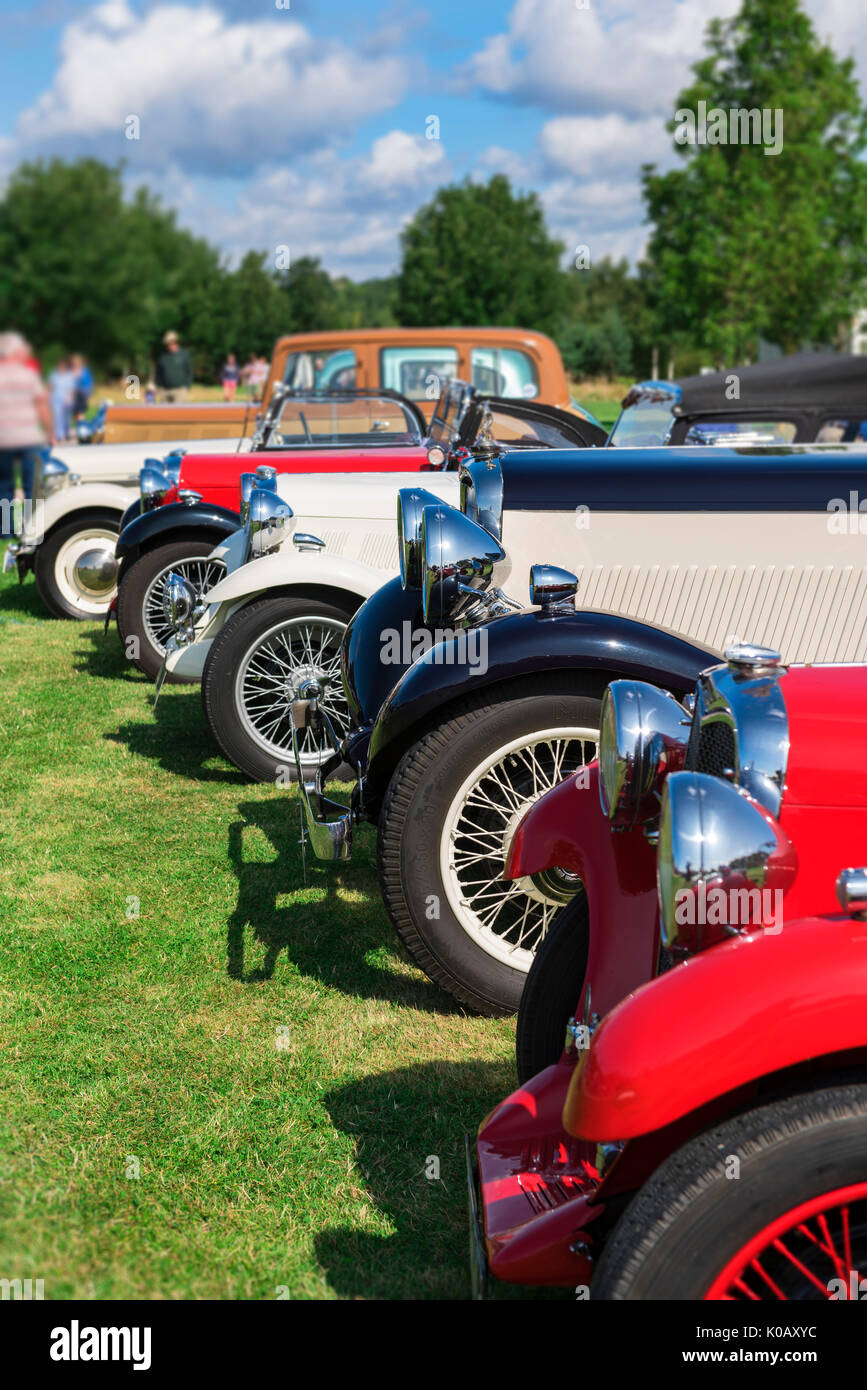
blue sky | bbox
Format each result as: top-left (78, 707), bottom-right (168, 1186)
top-left (0, 0), bottom-right (863, 278)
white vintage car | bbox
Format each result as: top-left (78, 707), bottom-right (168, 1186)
top-left (4, 437), bottom-right (246, 619)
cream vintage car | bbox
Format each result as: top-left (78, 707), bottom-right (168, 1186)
top-left (4, 437), bottom-right (245, 619)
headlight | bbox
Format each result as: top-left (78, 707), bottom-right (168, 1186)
top-left (420, 503), bottom-right (506, 624)
top-left (140, 465), bottom-right (172, 511)
top-left (459, 458), bottom-right (503, 541)
top-left (397, 487), bottom-right (448, 589)
top-left (161, 450), bottom-right (185, 485)
top-left (657, 771), bottom-right (796, 954)
top-left (599, 680), bottom-right (690, 828)
top-left (41, 456), bottom-right (69, 495)
top-left (248, 487), bottom-right (293, 557)
top-left (239, 465), bottom-right (278, 524)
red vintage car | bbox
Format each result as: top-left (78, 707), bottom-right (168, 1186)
top-left (469, 647), bottom-right (867, 1299)
top-left (113, 382), bottom-right (601, 678)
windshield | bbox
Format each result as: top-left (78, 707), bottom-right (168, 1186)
top-left (608, 392), bottom-right (676, 447)
top-left (427, 379), bottom-right (473, 447)
top-left (264, 393), bottom-right (422, 448)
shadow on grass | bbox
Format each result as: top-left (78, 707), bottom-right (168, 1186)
top-left (226, 796), bottom-right (463, 1014)
top-left (73, 622), bottom-right (138, 679)
top-left (107, 687), bottom-right (249, 784)
top-left (0, 572), bottom-right (49, 621)
top-left (316, 1060), bottom-right (572, 1301)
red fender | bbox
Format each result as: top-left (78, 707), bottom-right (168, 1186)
top-left (505, 763), bottom-right (659, 1019)
top-left (565, 912), bottom-right (867, 1142)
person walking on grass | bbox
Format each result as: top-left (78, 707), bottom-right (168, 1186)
top-left (155, 330), bottom-right (193, 402)
top-left (0, 332), bottom-right (54, 531)
top-left (220, 353), bottom-right (241, 401)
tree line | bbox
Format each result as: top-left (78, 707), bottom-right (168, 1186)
top-left (0, 0), bottom-right (863, 384)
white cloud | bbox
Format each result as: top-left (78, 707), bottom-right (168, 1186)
top-left (461, 0), bottom-right (742, 118)
top-left (538, 113), bottom-right (670, 179)
top-left (16, 1), bottom-right (408, 175)
top-left (159, 131), bottom-right (450, 279)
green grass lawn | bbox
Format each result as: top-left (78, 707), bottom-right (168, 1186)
top-left (0, 555), bottom-right (542, 1301)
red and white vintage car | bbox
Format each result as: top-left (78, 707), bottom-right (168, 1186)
top-left (469, 647), bottom-right (867, 1299)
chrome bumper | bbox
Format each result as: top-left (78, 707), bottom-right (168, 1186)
top-left (2, 542), bottom-right (18, 574)
top-left (290, 702), bottom-right (354, 862)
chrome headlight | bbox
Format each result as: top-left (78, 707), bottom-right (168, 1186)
top-left (239, 464), bottom-right (278, 524)
top-left (397, 487), bottom-right (448, 589)
top-left (420, 503), bottom-right (506, 624)
top-left (162, 571), bottom-right (197, 629)
top-left (248, 487), bottom-right (293, 557)
top-left (599, 680), bottom-right (690, 828)
top-left (459, 457), bottom-right (503, 541)
top-left (140, 465), bottom-right (172, 511)
top-left (41, 455), bottom-right (70, 495)
top-left (161, 450), bottom-right (185, 486)
top-left (657, 771), bottom-right (796, 955)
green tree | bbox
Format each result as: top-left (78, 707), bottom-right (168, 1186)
top-left (642, 0), bottom-right (867, 364)
top-left (396, 175), bottom-right (564, 333)
top-left (278, 256), bottom-right (342, 334)
top-left (0, 158), bottom-right (233, 379)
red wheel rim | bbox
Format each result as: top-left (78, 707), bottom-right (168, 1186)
top-left (705, 1181), bottom-right (867, 1299)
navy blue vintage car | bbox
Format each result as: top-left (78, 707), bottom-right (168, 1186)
top-left (291, 438), bottom-right (867, 1014)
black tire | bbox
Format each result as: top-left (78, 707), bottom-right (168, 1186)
top-left (33, 513), bottom-right (121, 620)
top-left (377, 680), bottom-right (601, 1016)
top-left (117, 540), bottom-right (226, 681)
top-left (515, 894), bottom-right (590, 1084)
top-left (592, 1081), bottom-right (867, 1300)
top-left (202, 594), bottom-right (353, 782)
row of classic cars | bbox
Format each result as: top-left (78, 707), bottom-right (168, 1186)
top-left (6, 348), bottom-right (867, 1298)
top-left (74, 366), bottom-right (866, 1023)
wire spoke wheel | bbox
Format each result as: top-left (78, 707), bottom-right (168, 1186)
top-left (707, 1184), bottom-right (867, 1300)
top-left (441, 727), bottom-right (597, 972)
top-left (143, 555), bottom-right (226, 656)
top-left (234, 615), bottom-right (349, 769)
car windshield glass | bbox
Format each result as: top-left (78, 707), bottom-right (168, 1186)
top-left (484, 406), bottom-right (583, 448)
top-left (608, 394), bottom-right (675, 447)
top-left (427, 380), bottom-right (472, 447)
top-left (683, 419), bottom-right (797, 445)
top-left (265, 394), bottom-right (421, 447)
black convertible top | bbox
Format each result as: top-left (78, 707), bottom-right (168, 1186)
top-left (674, 352), bottom-right (867, 413)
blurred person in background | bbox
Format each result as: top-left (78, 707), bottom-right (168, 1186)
top-left (49, 357), bottom-right (76, 442)
top-left (220, 352), bottom-right (240, 401)
top-left (71, 354), bottom-right (93, 421)
top-left (155, 330), bottom-right (193, 402)
top-left (246, 352), bottom-right (268, 402)
top-left (0, 332), bottom-right (53, 521)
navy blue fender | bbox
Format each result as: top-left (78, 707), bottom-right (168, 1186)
top-left (360, 606), bottom-right (718, 817)
top-left (115, 500), bottom-right (240, 585)
top-left (342, 576), bottom-right (428, 727)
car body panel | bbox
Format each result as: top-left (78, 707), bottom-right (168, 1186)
top-left (49, 434), bottom-right (244, 488)
top-left (362, 608), bottom-right (718, 805)
top-left (115, 500), bottom-right (241, 580)
top-left (565, 910), bottom-right (867, 1143)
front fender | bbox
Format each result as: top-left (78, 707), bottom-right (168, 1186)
top-left (508, 764), bottom-right (660, 1023)
top-left (365, 607), bottom-right (718, 804)
top-left (115, 500), bottom-right (240, 574)
top-left (23, 481), bottom-right (138, 545)
top-left (201, 546), bottom-right (387, 609)
top-left (566, 912), bottom-right (867, 1143)
top-left (342, 577), bottom-right (429, 725)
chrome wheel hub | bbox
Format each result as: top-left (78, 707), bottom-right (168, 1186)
top-left (235, 616), bottom-right (349, 770)
top-left (143, 555), bottom-right (226, 657)
top-left (73, 545), bottom-right (118, 597)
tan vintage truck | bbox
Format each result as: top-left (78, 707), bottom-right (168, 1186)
top-left (87, 327), bottom-right (582, 443)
